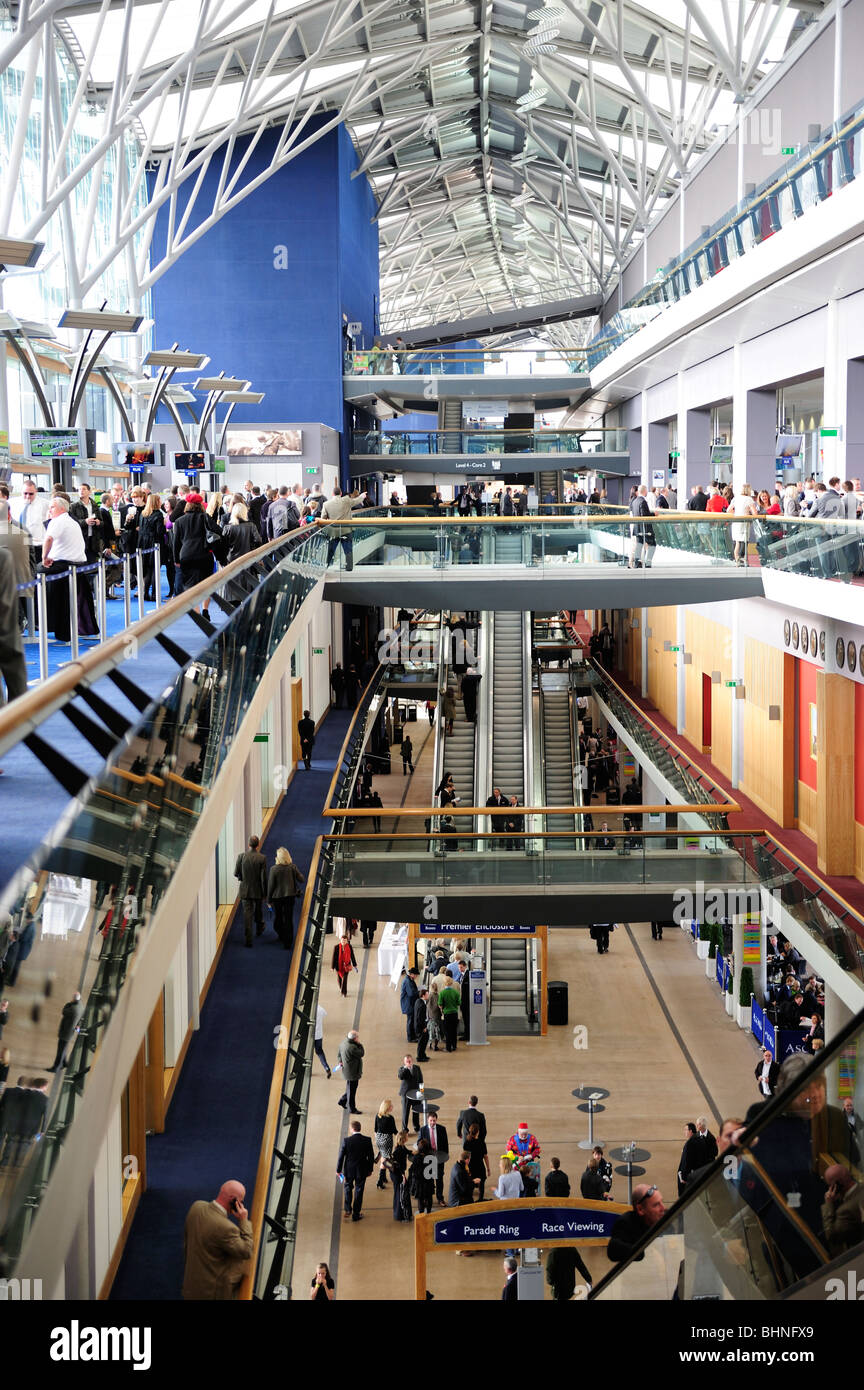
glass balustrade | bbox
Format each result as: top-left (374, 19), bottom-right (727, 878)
top-left (351, 427), bottom-right (628, 455)
top-left (344, 347), bottom-right (588, 376)
top-left (330, 515), bottom-right (864, 585)
top-left (0, 522), bottom-right (340, 1273)
top-left (590, 1008), bottom-right (864, 1301)
top-left (588, 99), bottom-right (864, 371)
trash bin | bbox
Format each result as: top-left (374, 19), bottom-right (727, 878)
top-left (547, 979), bottom-right (568, 1026)
top-left (407, 704), bottom-right (418, 721)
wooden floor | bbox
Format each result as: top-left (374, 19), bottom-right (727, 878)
top-left (294, 910), bottom-right (760, 1302)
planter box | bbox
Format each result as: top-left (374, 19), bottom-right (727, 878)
top-left (696, 940), bottom-right (709, 960)
top-left (706, 955), bottom-right (716, 977)
top-left (736, 1004), bottom-right (752, 1031)
top-left (725, 993), bottom-right (735, 1016)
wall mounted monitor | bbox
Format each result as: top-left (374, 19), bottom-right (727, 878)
top-left (112, 441), bottom-right (166, 472)
top-left (173, 451), bottom-right (210, 471)
top-left (226, 428), bottom-right (302, 455)
top-left (211, 456), bottom-right (227, 474)
top-left (710, 444), bottom-right (732, 467)
top-left (24, 426), bottom-right (90, 459)
top-left (775, 433), bottom-right (803, 458)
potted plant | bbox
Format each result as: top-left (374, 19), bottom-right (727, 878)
top-left (737, 966), bottom-right (754, 1030)
top-left (725, 971), bottom-right (735, 1015)
top-left (696, 922), bottom-right (710, 961)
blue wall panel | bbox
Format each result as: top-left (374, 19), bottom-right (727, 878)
top-left (148, 120), bottom-right (378, 440)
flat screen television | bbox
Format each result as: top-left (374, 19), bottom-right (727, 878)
top-left (24, 426), bottom-right (92, 459)
top-left (226, 428), bottom-right (302, 456)
top-left (112, 441), bottom-right (166, 471)
top-left (173, 451), bottom-right (210, 471)
top-left (710, 444), bottom-right (732, 467)
top-left (775, 432), bottom-right (803, 458)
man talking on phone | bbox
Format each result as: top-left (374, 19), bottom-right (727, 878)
top-left (182, 1179), bottom-right (253, 1299)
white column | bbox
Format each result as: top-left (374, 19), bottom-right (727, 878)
top-left (833, 0), bottom-right (844, 123)
top-left (676, 606), bottom-right (686, 735)
top-left (733, 344), bottom-right (776, 493)
top-left (730, 600), bottom-right (743, 790)
top-left (731, 915), bottom-right (744, 1010)
top-left (678, 376), bottom-right (712, 503)
top-left (0, 281), bottom-right (9, 440)
top-left (642, 764), bottom-right (666, 829)
top-left (678, 182), bottom-right (686, 256)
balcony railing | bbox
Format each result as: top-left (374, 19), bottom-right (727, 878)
top-left (351, 427), bottom-right (628, 456)
top-left (588, 98), bottom-right (864, 370)
top-left (344, 346), bottom-right (589, 376)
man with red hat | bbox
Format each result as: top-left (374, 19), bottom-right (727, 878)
top-left (506, 1123), bottom-right (541, 1197)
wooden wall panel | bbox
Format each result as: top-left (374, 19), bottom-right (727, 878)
top-left (645, 607), bottom-right (677, 724)
top-left (683, 611), bottom-right (732, 757)
top-left (739, 637), bottom-right (786, 826)
top-left (856, 824), bottom-right (864, 886)
top-left (798, 782), bottom-right (818, 840)
top-left (816, 672), bottom-right (855, 876)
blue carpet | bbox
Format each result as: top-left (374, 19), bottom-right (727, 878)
top-left (109, 706), bottom-right (353, 1301)
top-left (0, 576), bottom-right (232, 897)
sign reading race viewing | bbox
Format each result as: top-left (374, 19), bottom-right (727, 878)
top-left (434, 1205), bottom-right (619, 1246)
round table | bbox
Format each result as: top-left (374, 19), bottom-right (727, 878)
top-left (407, 1086), bottom-right (444, 1128)
top-left (572, 1085), bottom-right (610, 1149)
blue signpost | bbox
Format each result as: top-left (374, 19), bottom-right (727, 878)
top-left (433, 1205), bottom-right (621, 1246)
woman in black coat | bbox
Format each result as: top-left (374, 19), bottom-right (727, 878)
top-left (222, 503), bottom-right (263, 602)
top-left (139, 494), bottom-right (167, 600)
top-left (171, 495), bottom-right (212, 598)
top-left (389, 1131), bottom-right (412, 1221)
top-left (267, 847), bottom-right (305, 950)
top-left (409, 1139), bottom-right (435, 1215)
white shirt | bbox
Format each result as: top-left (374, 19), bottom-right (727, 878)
top-left (45, 511), bottom-right (86, 563)
top-left (315, 1005), bottom-right (326, 1042)
top-left (18, 495), bottom-right (49, 543)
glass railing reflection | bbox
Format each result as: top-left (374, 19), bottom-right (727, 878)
top-left (351, 428), bottom-right (628, 455)
top-left (591, 1015), bottom-right (864, 1301)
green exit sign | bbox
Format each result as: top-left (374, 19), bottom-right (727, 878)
top-left (312, 647), bottom-right (324, 655)
top-left (781, 146), bottom-right (796, 155)
top-left (305, 467), bottom-right (318, 474)
top-left (819, 427), bottom-right (840, 438)
top-left (724, 680), bottom-right (737, 688)
top-left (670, 449), bottom-right (680, 459)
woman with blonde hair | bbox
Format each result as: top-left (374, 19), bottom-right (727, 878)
top-left (267, 846), bottom-right (305, 950)
top-left (374, 1099), bottom-right (398, 1189)
top-left (729, 481), bottom-right (758, 565)
top-left (223, 499), bottom-right (263, 601)
top-left (140, 491), bottom-right (166, 601)
top-left (494, 1155), bottom-right (524, 1200)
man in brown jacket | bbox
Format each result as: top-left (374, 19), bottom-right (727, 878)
top-left (182, 1179), bottom-right (253, 1299)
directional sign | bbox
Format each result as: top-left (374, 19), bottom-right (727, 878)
top-left (419, 923), bottom-right (535, 935)
top-left (434, 1204), bottom-right (620, 1246)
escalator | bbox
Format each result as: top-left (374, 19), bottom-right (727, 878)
top-left (539, 674), bottom-right (575, 834)
top-left (490, 610), bottom-right (526, 801)
top-left (439, 398), bottom-right (463, 453)
top-left (538, 469), bottom-right (562, 503)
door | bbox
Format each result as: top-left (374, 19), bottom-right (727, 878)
top-left (701, 673), bottom-right (712, 751)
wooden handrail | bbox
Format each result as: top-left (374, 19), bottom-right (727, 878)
top-left (325, 802), bottom-right (737, 818)
top-left (758, 833), bottom-right (864, 932)
top-left (239, 836), bottom-right (325, 1301)
top-left (0, 530), bottom-right (307, 745)
top-left (324, 827), bottom-right (765, 841)
top-left (323, 513), bottom-right (864, 528)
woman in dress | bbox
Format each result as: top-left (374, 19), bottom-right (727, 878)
top-left (331, 933), bottom-right (357, 997)
top-left (389, 1130), bottom-right (412, 1221)
top-left (728, 482), bottom-right (758, 565)
top-left (374, 1099), bottom-right (398, 1189)
top-left (309, 1262), bottom-right (335, 1301)
top-left (463, 1122), bottom-right (490, 1200)
top-left (426, 980), bottom-right (443, 1052)
top-left (267, 847), bottom-right (305, 951)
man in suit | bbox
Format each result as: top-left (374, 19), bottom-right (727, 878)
top-left (234, 835), bottom-right (268, 947)
top-left (400, 967), bottom-right (420, 1042)
top-left (413, 992), bottom-right (430, 1063)
top-left (419, 1112), bottom-right (449, 1205)
top-left (0, 1076), bottom-right (29, 1167)
top-left (755, 1048), bottom-right (780, 1098)
top-left (336, 1030), bottom-right (364, 1113)
top-left (457, 1095), bottom-right (487, 1143)
top-left (608, 1184), bottom-right (666, 1263)
top-left (501, 1256), bottom-right (518, 1301)
top-left (48, 992), bottom-right (83, 1071)
top-left (336, 1119), bottom-right (375, 1222)
top-left (687, 485), bottom-right (708, 511)
top-left (841, 1098), bottom-right (864, 1163)
top-left (457, 960), bottom-right (471, 1041)
top-left (693, 1116), bottom-right (718, 1166)
top-left (398, 1055), bottom-right (423, 1132)
top-left (297, 709), bottom-right (315, 771)
top-left (485, 787), bottom-right (508, 849)
top-left (182, 1180), bottom-right (253, 1298)
top-left (821, 1164), bottom-right (864, 1256)
top-left (460, 666), bottom-right (481, 723)
top-left (544, 1157), bottom-right (570, 1197)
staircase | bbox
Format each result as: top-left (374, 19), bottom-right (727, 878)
top-left (490, 610), bottom-right (525, 801)
top-left (541, 678), bottom-right (575, 833)
top-left (488, 938), bottom-right (530, 1029)
top-left (538, 469), bottom-right (562, 503)
top-left (439, 398), bottom-right (463, 453)
top-left (493, 531), bottom-right (523, 564)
